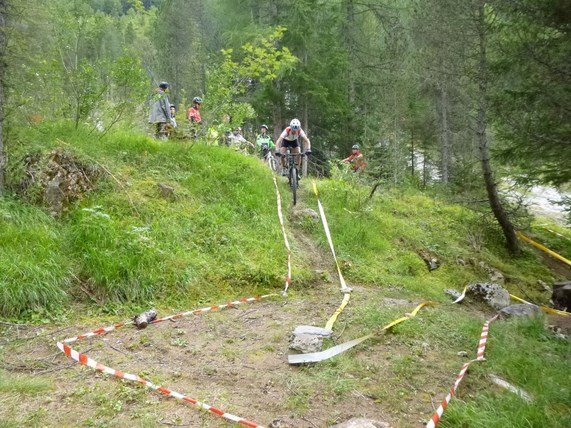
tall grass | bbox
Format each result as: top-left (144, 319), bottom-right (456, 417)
top-left (0, 198), bottom-right (70, 317)
top-left (3, 123), bottom-right (300, 316)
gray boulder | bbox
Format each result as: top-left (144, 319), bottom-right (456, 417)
top-left (499, 304), bottom-right (540, 319)
top-left (290, 325), bottom-right (333, 353)
top-left (467, 283), bottom-right (511, 310)
top-left (330, 418), bottom-right (391, 428)
top-left (290, 333), bottom-right (323, 353)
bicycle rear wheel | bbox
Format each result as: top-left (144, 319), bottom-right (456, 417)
top-left (290, 166), bottom-right (298, 205)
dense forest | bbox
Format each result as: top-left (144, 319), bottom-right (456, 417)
top-left (0, 0), bottom-right (569, 253)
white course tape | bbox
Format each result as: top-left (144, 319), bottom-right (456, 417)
top-left (271, 171), bottom-right (293, 296)
top-left (289, 302), bottom-right (434, 364)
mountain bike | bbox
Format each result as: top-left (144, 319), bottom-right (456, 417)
top-left (261, 143), bottom-right (278, 173)
top-left (282, 149), bottom-right (305, 206)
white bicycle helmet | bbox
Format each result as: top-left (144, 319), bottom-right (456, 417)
top-left (290, 118), bottom-right (301, 130)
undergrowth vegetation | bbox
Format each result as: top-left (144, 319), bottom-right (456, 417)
top-left (1, 123), bottom-right (570, 427)
top-left (2, 122), bottom-right (568, 319)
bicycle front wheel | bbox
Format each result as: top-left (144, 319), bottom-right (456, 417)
top-left (290, 166), bottom-right (298, 205)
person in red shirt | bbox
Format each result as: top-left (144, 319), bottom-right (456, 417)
top-left (187, 97), bottom-right (202, 123)
top-left (343, 144), bottom-right (366, 172)
top-left (186, 97), bottom-right (202, 138)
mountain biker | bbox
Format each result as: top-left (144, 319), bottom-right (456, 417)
top-left (148, 81), bottom-right (173, 139)
top-left (256, 124), bottom-right (275, 158)
top-left (275, 119), bottom-right (311, 176)
top-left (343, 144), bottom-right (366, 172)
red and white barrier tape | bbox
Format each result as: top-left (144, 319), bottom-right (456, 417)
top-left (426, 314), bottom-right (498, 428)
top-left (58, 295), bottom-right (275, 427)
top-left (271, 171), bottom-right (293, 296)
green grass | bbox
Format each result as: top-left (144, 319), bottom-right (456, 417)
top-left (0, 199), bottom-right (70, 317)
top-left (0, 372), bottom-right (53, 394)
top-left (303, 178), bottom-right (560, 303)
top-left (441, 316), bottom-right (571, 428)
top-left (2, 122), bottom-right (312, 317)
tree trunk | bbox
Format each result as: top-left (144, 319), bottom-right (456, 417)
top-left (476, 1), bottom-right (519, 254)
top-left (439, 86), bottom-right (451, 183)
top-left (0, 0), bottom-right (7, 196)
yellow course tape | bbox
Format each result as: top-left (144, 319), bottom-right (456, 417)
top-left (516, 231), bottom-right (571, 267)
top-left (288, 301), bottom-right (435, 364)
top-left (325, 293), bottom-right (351, 330)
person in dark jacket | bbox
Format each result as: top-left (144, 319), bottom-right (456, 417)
top-left (149, 81), bottom-right (173, 139)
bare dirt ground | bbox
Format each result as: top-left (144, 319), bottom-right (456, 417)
top-left (1, 287), bottom-right (439, 428)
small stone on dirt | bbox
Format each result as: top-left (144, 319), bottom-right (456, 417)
top-left (330, 418), bottom-right (392, 428)
top-left (290, 333), bottom-right (323, 353)
top-left (466, 283), bottom-right (511, 310)
top-left (457, 351), bottom-right (468, 357)
top-left (499, 304), bottom-right (540, 319)
top-left (294, 208), bottom-right (319, 221)
top-left (290, 325), bottom-right (332, 353)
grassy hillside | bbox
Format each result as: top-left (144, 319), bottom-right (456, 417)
top-left (1, 124), bottom-right (313, 318)
top-left (1, 125), bottom-right (570, 427)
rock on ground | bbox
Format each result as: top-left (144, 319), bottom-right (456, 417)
top-left (330, 418), bottom-right (392, 428)
top-left (289, 325), bottom-right (333, 353)
top-left (467, 283), bottom-right (511, 310)
top-left (499, 304), bottom-right (540, 319)
top-left (290, 333), bottom-right (324, 353)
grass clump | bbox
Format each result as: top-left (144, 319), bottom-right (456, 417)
top-left (0, 198), bottom-right (70, 317)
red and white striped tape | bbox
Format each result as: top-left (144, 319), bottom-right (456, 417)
top-left (57, 295), bottom-right (274, 427)
top-left (271, 171), bottom-right (293, 296)
top-left (426, 314), bottom-right (498, 428)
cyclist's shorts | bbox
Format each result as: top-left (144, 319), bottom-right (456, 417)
top-left (282, 138), bottom-right (299, 148)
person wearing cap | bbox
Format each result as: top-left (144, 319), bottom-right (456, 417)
top-left (343, 144), bottom-right (366, 172)
top-left (186, 96), bottom-right (203, 139)
top-left (148, 81), bottom-right (173, 139)
top-left (256, 124), bottom-right (275, 157)
top-left (187, 97), bottom-right (202, 123)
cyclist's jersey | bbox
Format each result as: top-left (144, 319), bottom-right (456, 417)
top-left (187, 106), bottom-right (201, 123)
top-left (256, 134), bottom-right (275, 149)
top-left (279, 126), bottom-right (307, 142)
